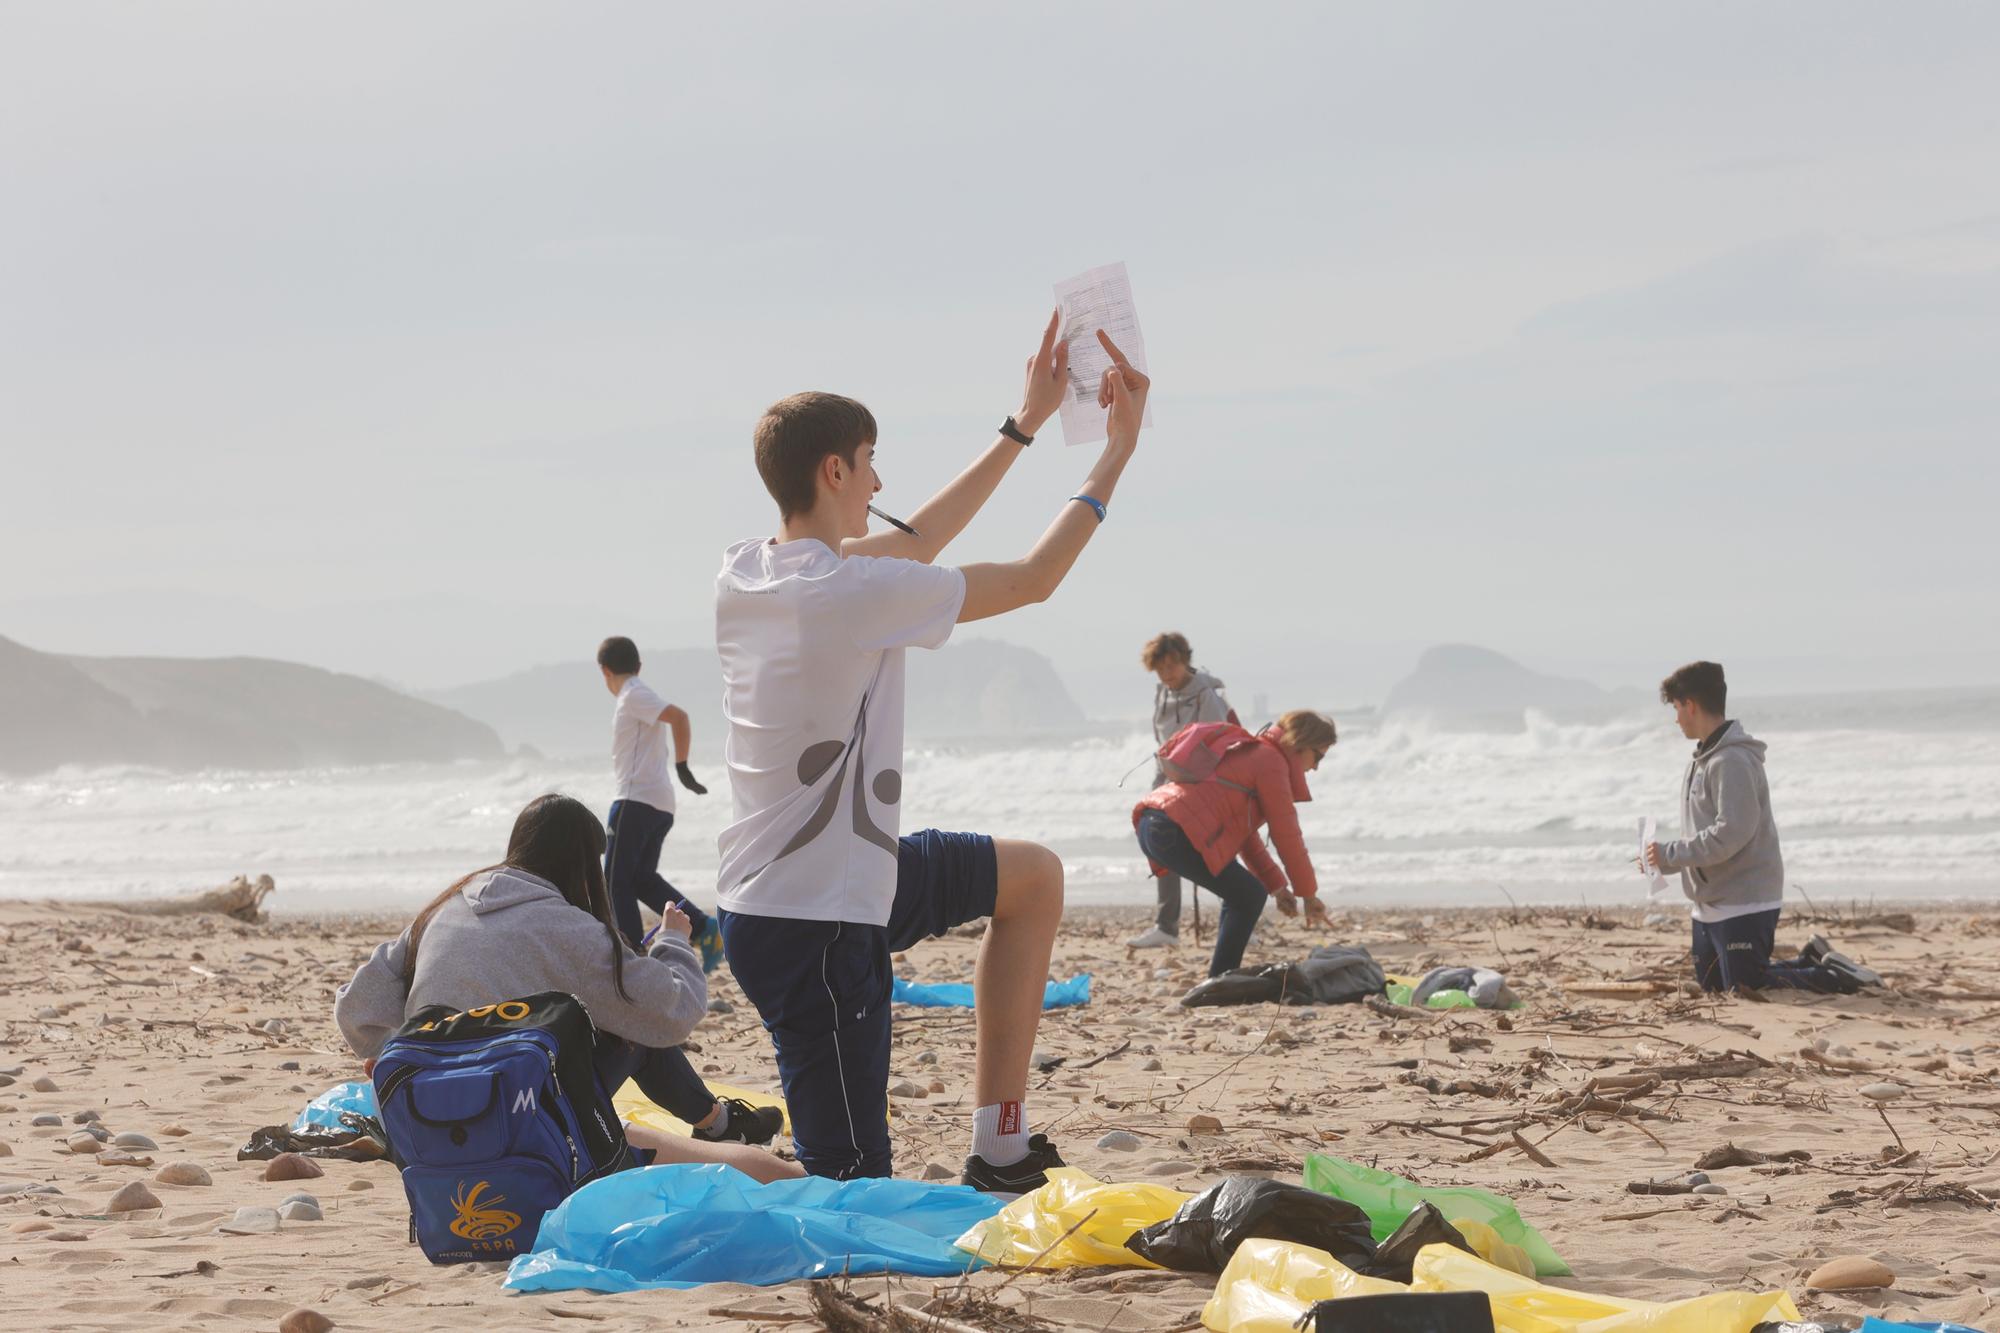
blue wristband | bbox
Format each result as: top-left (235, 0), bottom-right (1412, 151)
top-left (1069, 494), bottom-right (1107, 523)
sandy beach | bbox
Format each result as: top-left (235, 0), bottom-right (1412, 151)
top-left (4, 897), bottom-right (1999, 1332)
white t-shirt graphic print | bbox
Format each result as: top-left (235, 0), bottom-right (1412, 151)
top-left (714, 537), bottom-right (965, 926)
top-left (611, 677), bottom-right (677, 814)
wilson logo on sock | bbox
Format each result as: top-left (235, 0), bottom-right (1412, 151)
top-left (998, 1101), bottom-right (1022, 1136)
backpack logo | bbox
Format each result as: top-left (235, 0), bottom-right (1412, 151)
top-left (512, 1087), bottom-right (537, 1114)
top-left (447, 1180), bottom-right (522, 1240)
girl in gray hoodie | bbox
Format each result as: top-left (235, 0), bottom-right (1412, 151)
top-left (335, 793), bottom-right (801, 1181)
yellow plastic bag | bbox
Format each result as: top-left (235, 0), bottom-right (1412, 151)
top-left (1412, 1244), bottom-right (1801, 1333)
top-left (613, 1080), bottom-right (790, 1138)
top-left (955, 1168), bottom-right (1190, 1270)
top-left (1202, 1237), bottom-right (1407, 1333)
top-left (1447, 1217), bottom-right (1536, 1277)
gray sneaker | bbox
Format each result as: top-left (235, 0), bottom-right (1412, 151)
top-left (1126, 926), bottom-right (1179, 949)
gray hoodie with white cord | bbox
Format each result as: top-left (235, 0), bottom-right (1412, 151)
top-left (1654, 721), bottom-right (1785, 921)
top-left (334, 866), bottom-right (706, 1061)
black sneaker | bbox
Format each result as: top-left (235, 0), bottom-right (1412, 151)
top-left (1799, 934), bottom-right (1833, 965)
top-left (961, 1133), bottom-right (1066, 1197)
top-left (694, 1098), bottom-right (785, 1146)
top-left (1817, 948), bottom-right (1884, 991)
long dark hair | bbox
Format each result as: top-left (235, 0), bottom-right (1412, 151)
top-left (404, 792), bottom-right (630, 1001)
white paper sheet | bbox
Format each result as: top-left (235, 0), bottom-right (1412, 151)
top-left (1053, 261), bottom-right (1153, 447)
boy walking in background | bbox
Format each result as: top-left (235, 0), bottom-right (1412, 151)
top-left (714, 312), bottom-right (1150, 1191)
top-left (1645, 661), bottom-right (1875, 993)
top-left (597, 636), bottom-right (722, 973)
top-left (1129, 631), bottom-right (1236, 948)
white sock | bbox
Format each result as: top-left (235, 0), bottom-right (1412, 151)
top-left (972, 1101), bottom-right (1030, 1166)
top-left (695, 1100), bottom-right (729, 1139)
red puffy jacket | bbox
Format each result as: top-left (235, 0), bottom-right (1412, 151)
top-left (1133, 730), bottom-right (1318, 898)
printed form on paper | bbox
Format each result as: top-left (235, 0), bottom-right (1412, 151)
top-left (1053, 261), bottom-right (1153, 446)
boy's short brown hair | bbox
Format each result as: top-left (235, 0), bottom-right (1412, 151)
top-left (596, 636), bottom-right (641, 676)
top-left (754, 391), bottom-right (877, 521)
top-left (1141, 631), bottom-right (1193, 670)
top-left (1660, 661), bottom-right (1727, 716)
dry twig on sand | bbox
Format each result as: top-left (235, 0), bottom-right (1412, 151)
top-left (112, 874), bottom-right (275, 923)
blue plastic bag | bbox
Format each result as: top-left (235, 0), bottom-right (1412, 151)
top-left (1858, 1320), bottom-right (1990, 1333)
top-left (292, 1080), bottom-right (378, 1133)
top-left (892, 973), bottom-right (1092, 1010)
top-left (503, 1163), bottom-right (1005, 1293)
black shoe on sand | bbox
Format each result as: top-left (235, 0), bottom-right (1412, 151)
top-left (962, 1134), bottom-right (1066, 1197)
top-left (1818, 949), bottom-right (1883, 991)
top-left (1800, 934), bottom-right (1832, 965)
top-left (695, 1098), bottom-right (785, 1146)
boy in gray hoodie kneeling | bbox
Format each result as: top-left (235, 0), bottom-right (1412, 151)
top-left (1645, 661), bottom-right (1876, 994)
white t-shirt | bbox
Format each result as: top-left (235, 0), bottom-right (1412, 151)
top-left (611, 677), bottom-right (677, 814)
top-left (713, 537), bottom-right (966, 926)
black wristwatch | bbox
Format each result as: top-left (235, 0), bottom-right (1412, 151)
top-left (1000, 416), bottom-right (1035, 446)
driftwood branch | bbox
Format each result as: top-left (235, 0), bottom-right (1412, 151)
top-left (114, 874), bottom-right (275, 923)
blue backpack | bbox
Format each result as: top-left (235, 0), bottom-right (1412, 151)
top-left (372, 990), bottom-right (636, 1264)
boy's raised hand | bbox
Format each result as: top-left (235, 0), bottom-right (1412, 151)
top-left (1096, 330), bottom-right (1150, 448)
top-left (1017, 307), bottom-right (1069, 434)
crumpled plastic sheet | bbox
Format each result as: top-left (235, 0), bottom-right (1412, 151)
top-left (1204, 1238), bottom-right (1801, 1333)
top-left (956, 1167), bottom-right (1189, 1270)
top-left (292, 1079), bottom-right (378, 1132)
top-left (503, 1163), bottom-right (1003, 1292)
top-left (891, 973), bottom-right (1092, 1010)
top-left (1304, 1153), bottom-right (1569, 1276)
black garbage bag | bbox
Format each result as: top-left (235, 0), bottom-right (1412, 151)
top-left (1312, 1291), bottom-right (1496, 1332)
top-left (1749, 1324), bottom-right (1850, 1332)
top-left (1124, 1176), bottom-right (1377, 1273)
top-left (238, 1110), bottom-right (392, 1163)
top-left (1360, 1202), bottom-right (1477, 1284)
top-left (1180, 945), bottom-right (1386, 1008)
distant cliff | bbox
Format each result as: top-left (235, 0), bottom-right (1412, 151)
top-left (0, 635), bottom-right (504, 774)
top-left (429, 637), bottom-right (1088, 758)
top-left (1382, 644), bottom-right (1640, 730)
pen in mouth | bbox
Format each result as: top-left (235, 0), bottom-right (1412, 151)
top-left (868, 504), bottom-right (920, 537)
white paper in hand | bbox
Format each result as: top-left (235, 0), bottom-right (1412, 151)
top-left (1053, 261), bottom-right (1153, 446)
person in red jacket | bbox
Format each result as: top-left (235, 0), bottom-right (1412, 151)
top-left (1132, 710), bottom-right (1335, 976)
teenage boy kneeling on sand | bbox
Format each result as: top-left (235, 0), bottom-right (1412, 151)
top-left (714, 312), bottom-right (1148, 1193)
top-left (1645, 661), bottom-right (1877, 994)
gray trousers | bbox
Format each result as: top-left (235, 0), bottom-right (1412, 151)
top-left (1155, 874), bottom-right (1183, 934)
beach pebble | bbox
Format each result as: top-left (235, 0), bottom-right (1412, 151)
top-left (888, 1080), bottom-right (925, 1098)
top-left (261, 1018), bottom-right (289, 1035)
top-left (1692, 1183), bottom-right (1729, 1196)
top-left (33, 1112), bottom-right (68, 1126)
top-left (0, 1075), bottom-right (12, 1088)
top-left (1140, 1058), bottom-right (1163, 1072)
top-left (155, 1163), bottom-right (212, 1186)
top-left (345, 1178), bottom-right (372, 1192)
top-left (96, 1149), bottom-right (154, 1167)
top-left (915, 1050), bottom-right (938, 1065)
top-left (106, 1180), bottom-right (162, 1213)
top-left (1146, 1158), bottom-right (1199, 1177)
top-left (0, 1142), bottom-right (11, 1157)
top-left (1806, 1256), bottom-right (1896, 1290)
top-left (35, 1008), bottom-right (60, 1020)
top-left (927, 1079), bottom-right (946, 1094)
top-left (278, 1061), bottom-right (301, 1072)
top-left (112, 1132), bottom-right (158, 1151)
top-left (706, 998), bottom-right (732, 1015)
top-left (42, 1229), bottom-right (91, 1242)
top-left (0, 1065), bottom-right (22, 1075)
top-left (1030, 1049), bottom-right (1059, 1071)
top-left (68, 1132), bottom-right (105, 1154)
top-left (278, 1308), bottom-right (335, 1333)
top-left (1096, 1131), bottom-right (1144, 1152)
top-left (72, 1109), bottom-right (102, 1124)
top-left (0, 1178), bottom-right (37, 1197)
top-left (1187, 1114), bottom-right (1224, 1135)
top-left (921, 1161), bottom-right (955, 1181)
top-left (1859, 1083), bottom-right (1906, 1101)
top-left (31, 1076), bottom-right (59, 1092)
top-left (159, 1125), bottom-right (192, 1137)
top-left (264, 1153), bottom-right (324, 1182)
top-left (1686, 1172), bottom-right (1709, 1186)
top-left (1153, 968), bottom-right (1174, 980)
top-left (218, 1206), bottom-right (281, 1235)
top-left (9, 1218), bottom-right (55, 1234)
top-left (277, 1199), bottom-right (323, 1222)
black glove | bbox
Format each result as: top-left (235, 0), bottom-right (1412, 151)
top-left (675, 761), bottom-right (707, 795)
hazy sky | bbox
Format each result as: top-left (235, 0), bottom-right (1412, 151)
top-left (4, 2), bottom-right (1997, 714)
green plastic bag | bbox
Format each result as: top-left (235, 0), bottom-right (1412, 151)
top-left (1302, 1154), bottom-right (1569, 1277)
top-left (1383, 983), bottom-right (1478, 1010)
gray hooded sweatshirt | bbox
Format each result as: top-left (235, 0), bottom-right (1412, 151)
top-left (334, 866), bottom-right (707, 1061)
top-left (1655, 720), bottom-right (1785, 921)
top-left (1153, 668), bottom-right (1234, 745)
